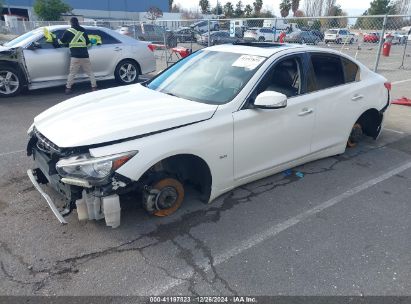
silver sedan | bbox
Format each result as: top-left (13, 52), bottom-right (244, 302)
top-left (0, 25), bottom-right (156, 97)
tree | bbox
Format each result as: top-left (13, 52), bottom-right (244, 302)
top-left (304, 0), bottom-right (324, 16)
top-left (368, 0), bottom-right (396, 14)
top-left (199, 0), bottom-right (210, 14)
top-left (33, 0), bottom-right (72, 21)
top-left (244, 4), bottom-right (253, 16)
top-left (211, 2), bottom-right (223, 15)
top-left (291, 0), bottom-right (300, 16)
top-left (355, 0), bottom-right (397, 29)
top-left (235, 1), bottom-right (244, 17)
top-left (223, 2), bottom-right (235, 17)
top-left (253, 0), bottom-right (263, 15)
top-left (145, 6), bottom-right (163, 23)
top-left (279, 0), bottom-right (292, 17)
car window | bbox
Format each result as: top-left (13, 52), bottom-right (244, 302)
top-left (342, 58), bottom-right (360, 83)
top-left (87, 30), bottom-right (120, 45)
top-left (257, 56), bottom-right (302, 98)
top-left (308, 54), bottom-right (345, 91)
top-left (36, 30), bottom-right (66, 49)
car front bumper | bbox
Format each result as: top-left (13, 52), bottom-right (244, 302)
top-left (27, 169), bottom-right (68, 224)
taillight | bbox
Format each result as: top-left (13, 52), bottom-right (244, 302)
top-left (148, 44), bottom-right (156, 52)
top-left (384, 82), bottom-right (392, 91)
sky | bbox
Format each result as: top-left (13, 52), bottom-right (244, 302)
top-left (174, 0), bottom-right (370, 16)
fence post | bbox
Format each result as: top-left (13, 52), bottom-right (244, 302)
top-left (374, 14), bottom-right (388, 72)
top-left (208, 19), bottom-right (211, 47)
top-left (399, 39), bottom-right (408, 69)
top-left (274, 18), bottom-right (277, 42)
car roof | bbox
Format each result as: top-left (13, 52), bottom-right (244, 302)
top-left (205, 43), bottom-right (359, 60)
top-left (206, 43), bottom-right (303, 57)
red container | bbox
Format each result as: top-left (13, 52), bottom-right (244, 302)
top-left (382, 41), bottom-right (392, 57)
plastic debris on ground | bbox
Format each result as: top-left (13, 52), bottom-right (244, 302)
top-left (295, 172), bottom-right (304, 178)
top-left (392, 97), bottom-right (411, 107)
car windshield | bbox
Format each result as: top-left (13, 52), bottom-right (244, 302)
top-left (147, 50), bottom-right (266, 105)
top-left (3, 31), bottom-right (38, 47)
top-left (327, 30), bottom-right (338, 34)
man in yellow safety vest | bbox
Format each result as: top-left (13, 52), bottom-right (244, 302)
top-left (59, 17), bottom-right (97, 94)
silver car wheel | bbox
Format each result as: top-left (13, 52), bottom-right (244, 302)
top-left (0, 70), bottom-right (19, 95)
top-left (119, 63), bottom-right (137, 83)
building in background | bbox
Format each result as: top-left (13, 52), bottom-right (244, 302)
top-left (1, 0), bottom-right (169, 21)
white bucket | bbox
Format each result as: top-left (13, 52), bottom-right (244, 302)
top-left (75, 196), bottom-right (89, 221)
top-left (102, 195), bottom-right (121, 228)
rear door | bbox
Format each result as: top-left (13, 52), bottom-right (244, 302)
top-left (86, 29), bottom-right (123, 78)
top-left (307, 53), bottom-right (363, 152)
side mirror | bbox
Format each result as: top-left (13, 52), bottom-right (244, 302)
top-left (27, 42), bottom-right (41, 50)
top-left (254, 91), bottom-right (287, 109)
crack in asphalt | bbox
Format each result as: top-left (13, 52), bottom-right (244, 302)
top-left (1, 137), bottom-right (408, 295)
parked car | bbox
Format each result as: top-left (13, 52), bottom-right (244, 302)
top-left (0, 25), bottom-right (156, 97)
top-left (27, 43), bottom-right (391, 226)
top-left (174, 27), bottom-right (197, 43)
top-left (324, 28), bottom-right (355, 44)
top-left (363, 32), bottom-right (380, 43)
top-left (116, 24), bottom-right (177, 47)
top-left (385, 32), bottom-right (407, 44)
top-left (299, 28), bottom-right (324, 41)
top-left (243, 27), bottom-right (279, 42)
top-left (190, 20), bottom-right (219, 33)
top-left (284, 31), bottom-right (321, 45)
top-left (198, 31), bottom-right (239, 46)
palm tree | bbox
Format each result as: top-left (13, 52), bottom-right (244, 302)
top-left (291, 0), bottom-right (300, 16)
top-left (279, 0), bottom-right (291, 17)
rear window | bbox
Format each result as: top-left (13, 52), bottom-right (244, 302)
top-left (309, 54), bottom-right (345, 91)
top-left (342, 58), bottom-right (360, 83)
top-left (327, 30), bottom-right (338, 34)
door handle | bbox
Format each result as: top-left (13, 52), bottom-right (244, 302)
top-left (352, 94), bottom-right (364, 101)
top-left (298, 108), bottom-right (314, 116)
top-left (114, 47), bottom-right (122, 51)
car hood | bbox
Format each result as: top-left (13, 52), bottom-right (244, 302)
top-left (33, 84), bottom-right (218, 148)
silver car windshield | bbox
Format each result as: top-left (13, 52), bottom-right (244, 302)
top-left (147, 50), bottom-right (266, 105)
top-left (4, 31), bottom-right (38, 47)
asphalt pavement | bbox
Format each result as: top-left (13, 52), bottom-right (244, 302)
top-left (0, 62), bottom-right (411, 298)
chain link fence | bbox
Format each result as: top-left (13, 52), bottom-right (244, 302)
top-left (2, 15), bottom-right (411, 74)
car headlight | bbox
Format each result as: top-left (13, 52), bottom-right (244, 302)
top-left (56, 151), bottom-right (138, 181)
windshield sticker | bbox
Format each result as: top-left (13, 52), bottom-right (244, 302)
top-left (232, 55), bottom-right (265, 70)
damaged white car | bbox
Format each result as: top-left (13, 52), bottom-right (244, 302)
top-left (27, 43), bottom-right (391, 227)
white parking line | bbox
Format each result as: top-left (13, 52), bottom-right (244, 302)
top-left (384, 128), bottom-right (405, 134)
top-left (0, 149), bottom-right (25, 158)
top-left (152, 160), bottom-right (411, 296)
top-left (392, 79), bottom-right (411, 85)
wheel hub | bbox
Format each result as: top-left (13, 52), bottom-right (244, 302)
top-left (155, 186), bottom-right (178, 210)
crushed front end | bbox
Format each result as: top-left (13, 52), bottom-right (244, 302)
top-left (27, 127), bottom-right (138, 228)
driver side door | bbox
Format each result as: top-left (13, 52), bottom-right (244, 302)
top-left (23, 30), bottom-right (70, 83)
top-left (233, 54), bottom-right (316, 181)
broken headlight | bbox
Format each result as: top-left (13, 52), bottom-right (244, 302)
top-left (56, 151), bottom-right (137, 181)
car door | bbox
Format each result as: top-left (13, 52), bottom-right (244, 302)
top-left (86, 29), bottom-right (123, 78)
top-left (307, 53), bottom-right (362, 152)
top-left (233, 54), bottom-right (316, 180)
top-left (23, 29), bottom-right (70, 83)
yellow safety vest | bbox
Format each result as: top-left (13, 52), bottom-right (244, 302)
top-left (67, 28), bottom-right (87, 48)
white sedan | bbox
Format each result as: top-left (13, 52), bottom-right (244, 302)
top-left (0, 25), bottom-right (156, 97)
top-left (27, 43), bottom-right (391, 227)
